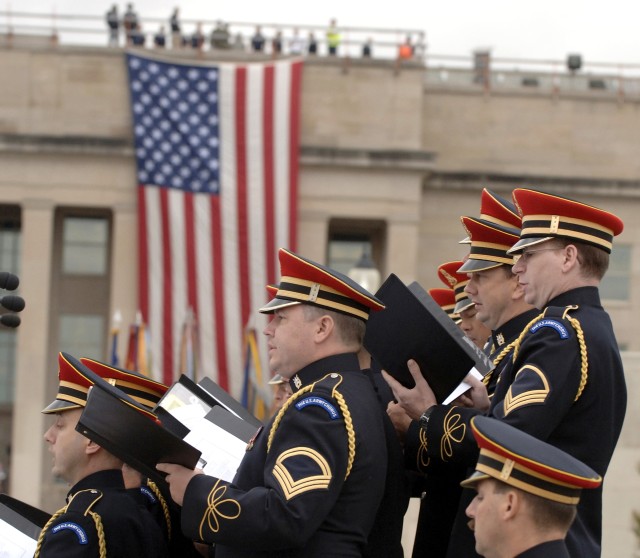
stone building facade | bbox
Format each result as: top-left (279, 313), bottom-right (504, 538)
top-left (0, 43), bottom-right (638, 556)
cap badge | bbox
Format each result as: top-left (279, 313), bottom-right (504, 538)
top-left (308, 283), bottom-right (320, 302)
top-left (440, 269), bottom-right (457, 287)
top-left (550, 215), bottom-right (560, 234)
top-left (500, 458), bottom-right (515, 480)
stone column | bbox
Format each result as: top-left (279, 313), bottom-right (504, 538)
top-left (10, 198), bottom-right (55, 506)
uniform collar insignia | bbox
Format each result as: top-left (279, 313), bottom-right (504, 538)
top-left (292, 375), bottom-right (302, 390)
top-left (496, 332), bottom-right (505, 346)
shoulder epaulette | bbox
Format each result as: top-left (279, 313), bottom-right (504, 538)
top-left (543, 304), bottom-right (579, 320)
top-left (67, 489), bottom-right (103, 516)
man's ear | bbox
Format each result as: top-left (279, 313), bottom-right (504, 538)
top-left (502, 489), bottom-right (521, 520)
top-left (314, 314), bottom-right (335, 342)
top-left (85, 438), bottom-right (102, 456)
top-left (562, 244), bottom-right (579, 272)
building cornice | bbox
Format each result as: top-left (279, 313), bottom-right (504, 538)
top-left (426, 171), bottom-right (640, 198)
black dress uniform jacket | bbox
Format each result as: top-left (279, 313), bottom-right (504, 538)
top-left (37, 469), bottom-right (169, 557)
top-left (135, 480), bottom-right (201, 557)
top-left (515, 540), bottom-right (570, 558)
top-left (405, 288), bottom-right (626, 558)
top-left (181, 353), bottom-right (388, 557)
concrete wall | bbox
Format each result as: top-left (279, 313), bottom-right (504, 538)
top-left (422, 89), bottom-right (640, 179)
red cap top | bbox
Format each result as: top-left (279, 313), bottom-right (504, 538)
top-left (437, 261), bottom-right (473, 314)
top-left (428, 288), bottom-right (459, 322)
top-left (260, 248), bottom-right (385, 321)
top-left (509, 188), bottom-right (623, 254)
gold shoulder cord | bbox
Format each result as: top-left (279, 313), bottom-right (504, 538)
top-left (34, 504), bottom-right (107, 558)
top-left (267, 373), bottom-right (356, 480)
top-left (147, 479), bottom-right (172, 540)
top-left (510, 308), bottom-right (588, 403)
top-left (482, 340), bottom-right (517, 388)
top-left (565, 314), bottom-right (588, 401)
top-left (34, 507), bottom-right (66, 558)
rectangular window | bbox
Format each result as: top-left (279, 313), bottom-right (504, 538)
top-left (600, 244), bottom-right (630, 301)
top-left (51, 209), bottom-right (112, 365)
top-left (328, 236), bottom-right (374, 276)
top-left (59, 314), bottom-right (106, 360)
top-left (327, 218), bottom-right (386, 292)
top-left (62, 216), bottom-right (109, 275)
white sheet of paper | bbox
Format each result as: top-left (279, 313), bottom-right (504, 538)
top-left (0, 520), bottom-right (38, 558)
top-left (184, 419), bottom-right (247, 483)
top-left (442, 367), bottom-right (484, 405)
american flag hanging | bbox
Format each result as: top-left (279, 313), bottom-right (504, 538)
top-left (126, 52), bottom-right (302, 394)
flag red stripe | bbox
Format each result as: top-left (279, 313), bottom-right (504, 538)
top-left (159, 188), bottom-right (174, 385)
top-left (263, 65), bottom-right (276, 285)
top-left (235, 67), bottom-right (251, 329)
top-left (184, 191), bottom-right (198, 314)
top-left (288, 62), bottom-right (302, 251)
top-left (210, 195), bottom-right (228, 390)
top-left (138, 187), bottom-right (149, 321)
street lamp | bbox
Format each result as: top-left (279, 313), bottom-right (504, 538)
top-left (348, 248), bottom-right (381, 293)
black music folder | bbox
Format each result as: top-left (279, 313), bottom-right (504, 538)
top-left (78, 383), bottom-right (202, 485)
top-left (364, 274), bottom-right (492, 402)
top-left (155, 375), bottom-right (262, 431)
top-left (198, 377), bottom-right (263, 429)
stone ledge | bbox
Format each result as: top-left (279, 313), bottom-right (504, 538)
top-left (301, 145), bottom-right (436, 171)
top-left (426, 171), bottom-right (640, 198)
top-left (0, 133), bottom-right (133, 155)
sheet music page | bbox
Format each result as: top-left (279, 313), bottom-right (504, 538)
top-left (442, 367), bottom-right (484, 405)
top-left (159, 382), bottom-right (212, 431)
top-left (184, 420), bottom-right (247, 482)
top-left (0, 520), bottom-right (38, 558)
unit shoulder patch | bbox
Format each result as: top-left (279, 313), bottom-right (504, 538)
top-left (294, 395), bottom-right (340, 419)
top-left (529, 318), bottom-right (569, 339)
top-left (51, 521), bottom-right (89, 544)
top-left (140, 486), bottom-right (158, 504)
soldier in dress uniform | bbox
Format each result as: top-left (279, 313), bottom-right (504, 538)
top-left (35, 352), bottom-right (169, 558)
top-left (79, 357), bottom-right (202, 558)
top-left (463, 416), bottom-right (602, 558)
top-left (457, 217), bottom-right (538, 399)
top-left (267, 373), bottom-right (293, 418)
top-left (391, 190), bottom-right (529, 558)
top-left (158, 247), bottom-right (396, 557)
top-left (437, 260), bottom-right (491, 350)
top-left (385, 188), bottom-right (626, 558)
